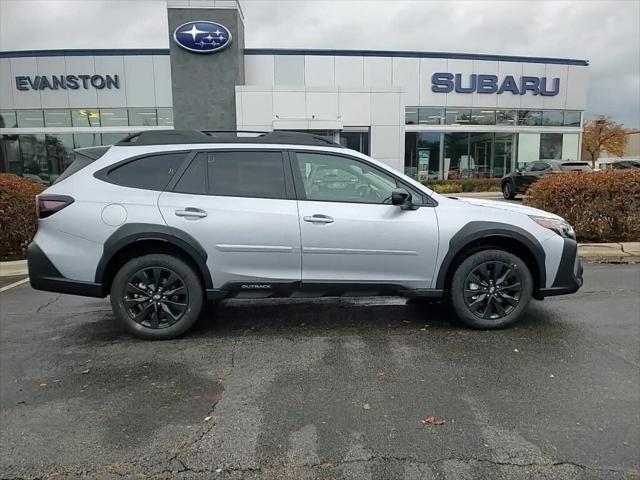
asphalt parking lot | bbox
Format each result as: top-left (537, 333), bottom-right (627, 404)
top-left (1, 264), bottom-right (639, 480)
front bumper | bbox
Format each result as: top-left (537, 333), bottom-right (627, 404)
top-left (538, 238), bottom-right (583, 297)
top-left (28, 242), bottom-right (105, 298)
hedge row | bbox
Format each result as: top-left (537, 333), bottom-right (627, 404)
top-left (0, 174), bottom-right (45, 261)
top-left (422, 178), bottom-right (501, 194)
top-left (524, 170), bottom-right (640, 242)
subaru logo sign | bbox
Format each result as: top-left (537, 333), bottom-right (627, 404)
top-left (173, 21), bottom-right (232, 53)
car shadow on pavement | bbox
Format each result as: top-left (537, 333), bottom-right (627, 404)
top-left (64, 297), bottom-right (560, 344)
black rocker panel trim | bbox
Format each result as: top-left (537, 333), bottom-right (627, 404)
top-left (28, 242), bottom-right (104, 297)
top-left (95, 223), bottom-right (213, 290)
top-left (214, 281), bottom-right (444, 300)
top-left (435, 221), bottom-right (547, 291)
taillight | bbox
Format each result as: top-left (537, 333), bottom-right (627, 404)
top-left (36, 194), bottom-right (75, 219)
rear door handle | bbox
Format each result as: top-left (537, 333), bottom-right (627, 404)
top-left (303, 214), bottom-right (334, 224)
top-left (175, 208), bottom-right (207, 219)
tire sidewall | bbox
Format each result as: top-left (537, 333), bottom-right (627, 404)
top-left (450, 249), bottom-right (533, 329)
top-left (110, 254), bottom-right (203, 340)
top-left (502, 181), bottom-right (514, 199)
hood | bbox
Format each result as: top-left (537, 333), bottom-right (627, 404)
top-left (451, 197), bottom-right (564, 220)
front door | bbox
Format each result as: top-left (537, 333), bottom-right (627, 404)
top-left (292, 151), bottom-right (439, 289)
top-left (158, 150), bottom-right (301, 289)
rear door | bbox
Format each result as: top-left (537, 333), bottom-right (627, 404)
top-left (158, 150), bottom-right (301, 289)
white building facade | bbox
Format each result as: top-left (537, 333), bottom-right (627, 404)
top-left (0, 0), bottom-right (590, 184)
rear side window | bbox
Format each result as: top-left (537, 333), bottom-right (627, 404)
top-left (107, 152), bottom-right (186, 191)
top-left (207, 151), bottom-right (286, 199)
top-left (174, 153), bottom-right (207, 194)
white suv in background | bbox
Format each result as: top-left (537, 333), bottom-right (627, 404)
top-left (28, 130), bottom-right (583, 339)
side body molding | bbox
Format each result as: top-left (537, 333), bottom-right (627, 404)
top-left (95, 223), bottom-right (213, 289)
top-left (435, 221), bottom-right (547, 290)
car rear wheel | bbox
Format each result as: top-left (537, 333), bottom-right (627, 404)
top-left (110, 254), bottom-right (203, 340)
top-left (502, 181), bottom-right (516, 199)
top-left (450, 249), bottom-right (533, 329)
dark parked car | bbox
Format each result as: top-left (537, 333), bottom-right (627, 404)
top-left (608, 159), bottom-right (640, 170)
top-left (501, 160), bottom-right (592, 199)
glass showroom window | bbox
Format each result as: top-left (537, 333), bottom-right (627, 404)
top-left (100, 109), bottom-right (128, 126)
top-left (44, 110), bottom-right (72, 128)
top-left (540, 133), bottom-right (563, 160)
top-left (0, 110), bottom-right (18, 128)
top-left (72, 109), bottom-right (100, 127)
top-left (470, 109), bottom-right (496, 125)
top-left (157, 108), bottom-right (174, 127)
top-left (444, 132), bottom-right (470, 179)
top-left (542, 110), bottom-right (564, 126)
top-left (564, 111), bottom-right (581, 127)
top-left (518, 110), bottom-right (542, 126)
top-left (496, 110), bottom-right (517, 125)
top-left (73, 133), bottom-right (102, 149)
top-left (419, 108), bottom-right (444, 125)
top-left (405, 107), bottom-right (418, 125)
top-left (445, 109), bottom-right (472, 125)
top-left (16, 110), bottom-right (44, 128)
top-left (469, 133), bottom-right (493, 177)
top-left (129, 108), bottom-right (158, 126)
top-left (340, 131), bottom-right (370, 155)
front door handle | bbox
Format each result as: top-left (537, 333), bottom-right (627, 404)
top-left (303, 214), bottom-right (334, 224)
top-left (175, 207), bottom-right (207, 219)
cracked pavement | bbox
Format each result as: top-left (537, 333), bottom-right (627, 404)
top-left (0, 264), bottom-right (639, 479)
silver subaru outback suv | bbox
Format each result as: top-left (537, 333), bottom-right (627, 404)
top-left (28, 130), bottom-right (583, 340)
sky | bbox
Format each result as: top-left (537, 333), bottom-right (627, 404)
top-left (1, 0), bottom-right (639, 127)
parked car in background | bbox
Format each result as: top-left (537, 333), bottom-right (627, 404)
top-left (607, 159), bottom-right (640, 170)
top-left (501, 160), bottom-right (592, 199)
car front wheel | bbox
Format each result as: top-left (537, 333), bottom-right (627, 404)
top-left (450, 249), bottom-right (533, 329)
top-left (502, 181), bottom-right (516, 199)
top-left (110, 254), bottom-right (203, 340)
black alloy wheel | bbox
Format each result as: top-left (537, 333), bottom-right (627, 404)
top-left (463, 261), bottom-right (522, 320)
top-left (124, 266), bottom-right (188, 329)
top-left (111, 254), bottom-right (203, 340)
top-left (450, 249), bottom-right (533, 329)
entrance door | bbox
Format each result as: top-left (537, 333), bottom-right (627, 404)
top-left (158, 150), bottom-right (301, 289)
top-left (292, 151), bottom-right (439, 289)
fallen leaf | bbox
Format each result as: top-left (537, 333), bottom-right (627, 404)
top-left (39, 383), bottom-right (47, 387)
top-left (204, 416), bottom-right (212, 422)
top-left (376, 371), bottom-right (386, 380)
top-left (514, 348), bottom-right (519, 353)
top-left (363, 403), bottom-right (371, 410)
top-left (421, 415), bottom-right (445, 426)
top-left (81, 368), bottom-right (91, 375)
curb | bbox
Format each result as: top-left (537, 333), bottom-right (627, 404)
top-left (0, 260), bottom-right (27, 277)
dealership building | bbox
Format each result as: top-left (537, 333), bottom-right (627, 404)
top-left (0, 0), bottom-right (590, 185)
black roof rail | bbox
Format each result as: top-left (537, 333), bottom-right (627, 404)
top-left (115, 129), bottom-right (345, 147)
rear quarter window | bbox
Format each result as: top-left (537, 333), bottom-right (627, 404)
top-left (105, 152), bottom-right (187, 191)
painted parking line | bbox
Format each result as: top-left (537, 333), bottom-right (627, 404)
top-left (0, 277), bottom-right (30, 293)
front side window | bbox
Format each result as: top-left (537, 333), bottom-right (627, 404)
top-left (107, 152), bottom-right (186, 190)
top-left (295, 152), bottom-right (398, 204)
top-left (207, 151), bottom-right (287, 199)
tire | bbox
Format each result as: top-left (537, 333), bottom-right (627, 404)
top-left (450, 249), bottom-right (533, 329)
top-left (110, 254), bottom-right (203, 340)
top-left (502, 181), bottom-right (516, 200)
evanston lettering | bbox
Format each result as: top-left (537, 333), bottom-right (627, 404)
top-left (431, 73), bottom-right (560, 96)
top-left (15, 74), bottom-right (120, 91)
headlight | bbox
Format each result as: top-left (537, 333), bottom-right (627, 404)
top-left (529, 215), bottom-right (575, 239)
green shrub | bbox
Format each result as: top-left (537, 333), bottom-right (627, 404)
top-left (423, 178), bottom-right (501, 194)
top-left (0, 174), bottom-right (45, 261)
top-left (524, 170), bottom-right (640, 242)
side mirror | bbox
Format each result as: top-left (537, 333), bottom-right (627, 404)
top-left (391, 189), bottom-right (417, 210)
